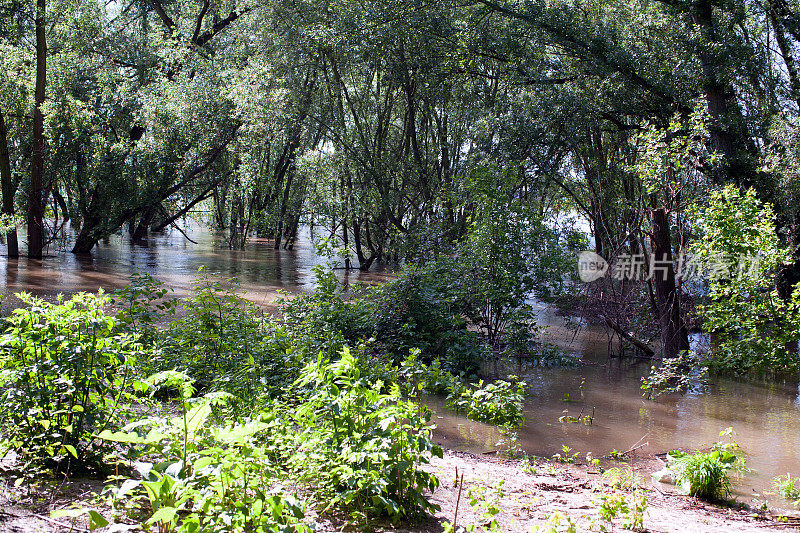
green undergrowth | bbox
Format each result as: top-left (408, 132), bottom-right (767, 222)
top-left (0, 268), bottom-right (532, 531)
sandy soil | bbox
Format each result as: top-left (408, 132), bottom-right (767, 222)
top-left (404, 450), bottom-right (798, 533)
top-left (4, 450), bottom-right (797, 533)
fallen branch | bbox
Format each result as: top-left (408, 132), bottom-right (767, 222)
top-left (603, 317), bottom-right (655, 356)
top-left (170, 221), bottom-right (199, 244)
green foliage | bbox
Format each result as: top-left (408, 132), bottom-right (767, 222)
top-left (641, 350), bottom-right (709, 399)
top-left (465, 482), bottom-right (505, 532)
top-left (551, 445), bottom-right (579, 464)
top-left (449, 165), bottom-right (578, 347)
top-left (99, 351), bottom-right (443, 530)
top-left (285, 265), bottom-right (487, 375)
top-left (774, 474), bottom-right (800, 506)
top-left (281, 266), bottom-right (373, 355)
top-left (159, 270), bottom-right (303, 401)
top-left (293, 349), bottom-right (442, 521)
top-left (595, 490), bottom-right (647, 532)
top-left (98, 372), bottom-right (309, 533)
top-left (446, 377), bottom-right (526, 428)
top-left (112, 272), bottom-right (177, 343)
top-left (531, 512), bottom-right (578, 533)
top-left (0, 292), bottom-right (141, 472)
top-left (371, 262), bottom-right (488, 374)
top-left (632, 104), bottom-right (715, 202)
top-left (689, 186), bottom-right (800, 375)
top-left (661, 429), bottom-right (745, 501)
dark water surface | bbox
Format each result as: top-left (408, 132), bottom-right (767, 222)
top-left (1, 228), bottom-right (799, 507)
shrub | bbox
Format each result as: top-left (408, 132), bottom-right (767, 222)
top-left (370, 262), bottom-right (485, 374)
top-left (281, 266), bottom-right (372, 353)
top-left (293, 348), bottom-right (442, 521)
top-left (602, 467), bottom-right (643, 491)
top-left (112, 272), bottom-right (177, 343)
top-left (446, 377), bottom-right (526, 428)
top-left (158, 270), bottom-right (303, 401)
top-left (450, 165), bottom-right (578, 347)
top-left (661, 429), bottom-right (745, 501)
top-left (97, 372), bottom-right (310, 533)
top-left (641, 350), bottom-right (709, 399)
top-left (595, 490), bottom-right (647, 532)
top-left (0, 292), bottom-right (141, 472)
top-left (98, 353), bottom-right (444, 530)
top-left (688, 186), bottom-right (800, 376)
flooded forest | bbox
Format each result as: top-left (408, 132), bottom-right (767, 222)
top-left (1, 0), bottom-right (800, 531)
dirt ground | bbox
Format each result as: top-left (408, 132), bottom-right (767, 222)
top-left (3, 449), bottom-right (798, 533)
top-left (405, 450), bottom-right (799, 533)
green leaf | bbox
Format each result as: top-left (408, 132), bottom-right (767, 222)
top-left (88, 510), bottom-right (109, 530)
top-left (62, 444), bottom-right (78, 459)
top-left (147, 506), bottom-right (177, 526)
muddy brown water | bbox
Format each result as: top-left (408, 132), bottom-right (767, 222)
top-left (430, 303), bottom-right (800, 507)
top-left (0, 226), bottom-right (391, 309)
top-left (1, 227), bottom-right (799, 508)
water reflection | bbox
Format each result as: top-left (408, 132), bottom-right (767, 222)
top-left (0, 225), bottom-right (390, 311)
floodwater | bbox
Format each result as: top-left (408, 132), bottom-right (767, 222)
top-left (430, 302), bottom-right (800, 506)
top-left (0, 225), bottom-right (390, 311)
top-left (1, 227), bottom-right (799, 507)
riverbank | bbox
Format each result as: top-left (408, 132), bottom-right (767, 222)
top-left (3, 449), bottom-right (796, 532)
top-left (413, 450), bottom-right (796, 532)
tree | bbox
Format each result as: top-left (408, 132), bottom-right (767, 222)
top-left (27, 0), bottom-right (45, 258)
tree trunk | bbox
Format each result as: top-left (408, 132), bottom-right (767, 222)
top-left (132, 205), bottom-right (156, 240)
top-left (28, 0), bottom-right (46, 259)
top-left (72, 223), bottom-right (99, 254)
top-left (690, 0), bottom-right (758, 189)
top-left (0, 107), bottom-right (19, 257)
top-left (27, 0), bottom-right (47, 258)
top-left (650, 207), bottom-right (690, 357)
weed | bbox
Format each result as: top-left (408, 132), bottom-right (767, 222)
top-left (775, 474), bottom-right (800, 506)
top-left (602, 467), bottom-right (643, 491)
top-left (0, 292), bottom-right (142, 473)
top-left (594, 490), bottom-right (647, 532)
top-left (661, 428), bottom-right (745, 501)
top-left (446, 377), bottom-right (526, 428)
top-left (531, 511), bottom-right (578, 532)
top-left (552, 445), bottom-right (579, 464)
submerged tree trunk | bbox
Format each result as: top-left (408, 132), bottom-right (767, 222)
top-left (0, 107), bottom-right (19, 257)
top-left (650, 207), bottom-right (690, 357)
top-left (72, 219), bottom-right (100, 254)
top-left (28, 0), bottom-right (47, 259)
top-left (132, 205), bottom-right (156, 240)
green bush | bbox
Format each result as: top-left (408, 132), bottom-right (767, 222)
top-left (660, 429), bottom-right (745, 501)
top-left (98, 353), bottom-right (442, 530)
top-left (0, 292), bottom-right (141, 472)
top-left (775, 474), bottom-right (800, 506)
top-left (641, 350), bottom-right (709, 399)
top-left (689, 186), bottom-right (800, 376)
top-left (112, 272), bottom-right (177, 343)
top-left (446, 377), bottom-right (526, 428)
top-left (371, 262), bottom-right (485, 373)
top-left (293, 348), bottom-right (442, 521)
top-left (158, 271), bottom-right (303, 401)
top-left (281, 266), bottom-right (373, 355)
top-left (98, 372), bottom-right (310, 533)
